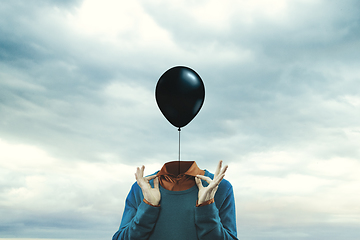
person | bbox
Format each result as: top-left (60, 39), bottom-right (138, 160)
top-left (112, 160), bottom-right (238, 240)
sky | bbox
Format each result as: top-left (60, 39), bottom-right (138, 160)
top-left (0, 0), bottom-right (360, 239)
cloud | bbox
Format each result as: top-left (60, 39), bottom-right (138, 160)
top-left (0, 138), bottom-right (163, 239)
top-left (227, 151), bottom-right (360, 239)
top-left (1, 0), bottom-right (360, 239)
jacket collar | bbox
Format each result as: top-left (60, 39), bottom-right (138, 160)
top-left (157, 161), bottom-right (203, 177)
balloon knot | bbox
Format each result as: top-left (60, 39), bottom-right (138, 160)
top-left (178, 128), bottom-right (181, 131)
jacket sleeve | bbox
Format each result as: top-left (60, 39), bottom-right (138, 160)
top-left (194, 185), bottom-right (238, 240)
top-left (112, 183), bottom-right (160, 240)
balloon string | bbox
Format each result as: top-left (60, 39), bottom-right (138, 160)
top-left (178, 127), bottom-right (181, 175)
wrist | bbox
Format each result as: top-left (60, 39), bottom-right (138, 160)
top-left (143, 198), bottom-right (160, 207)
top-left (196, 198), bottom-right (214, 207)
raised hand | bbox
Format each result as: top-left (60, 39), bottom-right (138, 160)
top-left (135, 165), bottom-right (161, 206)
top-left (195, 160), bottom-right (228, 205)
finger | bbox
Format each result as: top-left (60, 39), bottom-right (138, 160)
top-left (135, 167), bottom-right (141, 181)
top-left (135, 171), bottom-right (145, 187)
top-left (196, 175), bottom-right (212, 184)
top-left (144, 174), bottom-right (157, 182)
top-left (154, 176), bottom-right (159, 189)
top-left (140, 165), bottom-right (145, 177)
top-left (213, 173), bottom-right (225, 186)
top-left (135, 166), bottom-right (143, 178)
top-left (214, 160), bottom-right (222, 177)
top-left (135, 166), bottom-right (146, 186)
top-left (195, 177), bottom-right (203, 189)
top-left (220, 165), bottom-right (228, 175)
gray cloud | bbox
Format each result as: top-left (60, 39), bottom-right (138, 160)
top-left (1, 0), bottom-right (360, 239)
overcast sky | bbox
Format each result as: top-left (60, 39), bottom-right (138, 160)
top-left (1, 0), bottom-right (360, 239)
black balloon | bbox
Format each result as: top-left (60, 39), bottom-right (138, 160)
top-left (155, 66), bottom-right (205, 128)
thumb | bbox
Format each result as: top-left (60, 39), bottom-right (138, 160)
top-left (154, 176), bottom-right (159, 189)
top-left (195, 176), bottom-right (203, 189)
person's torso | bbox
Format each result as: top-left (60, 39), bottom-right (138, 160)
top-left (148, 185), bottom-right (199, 240)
